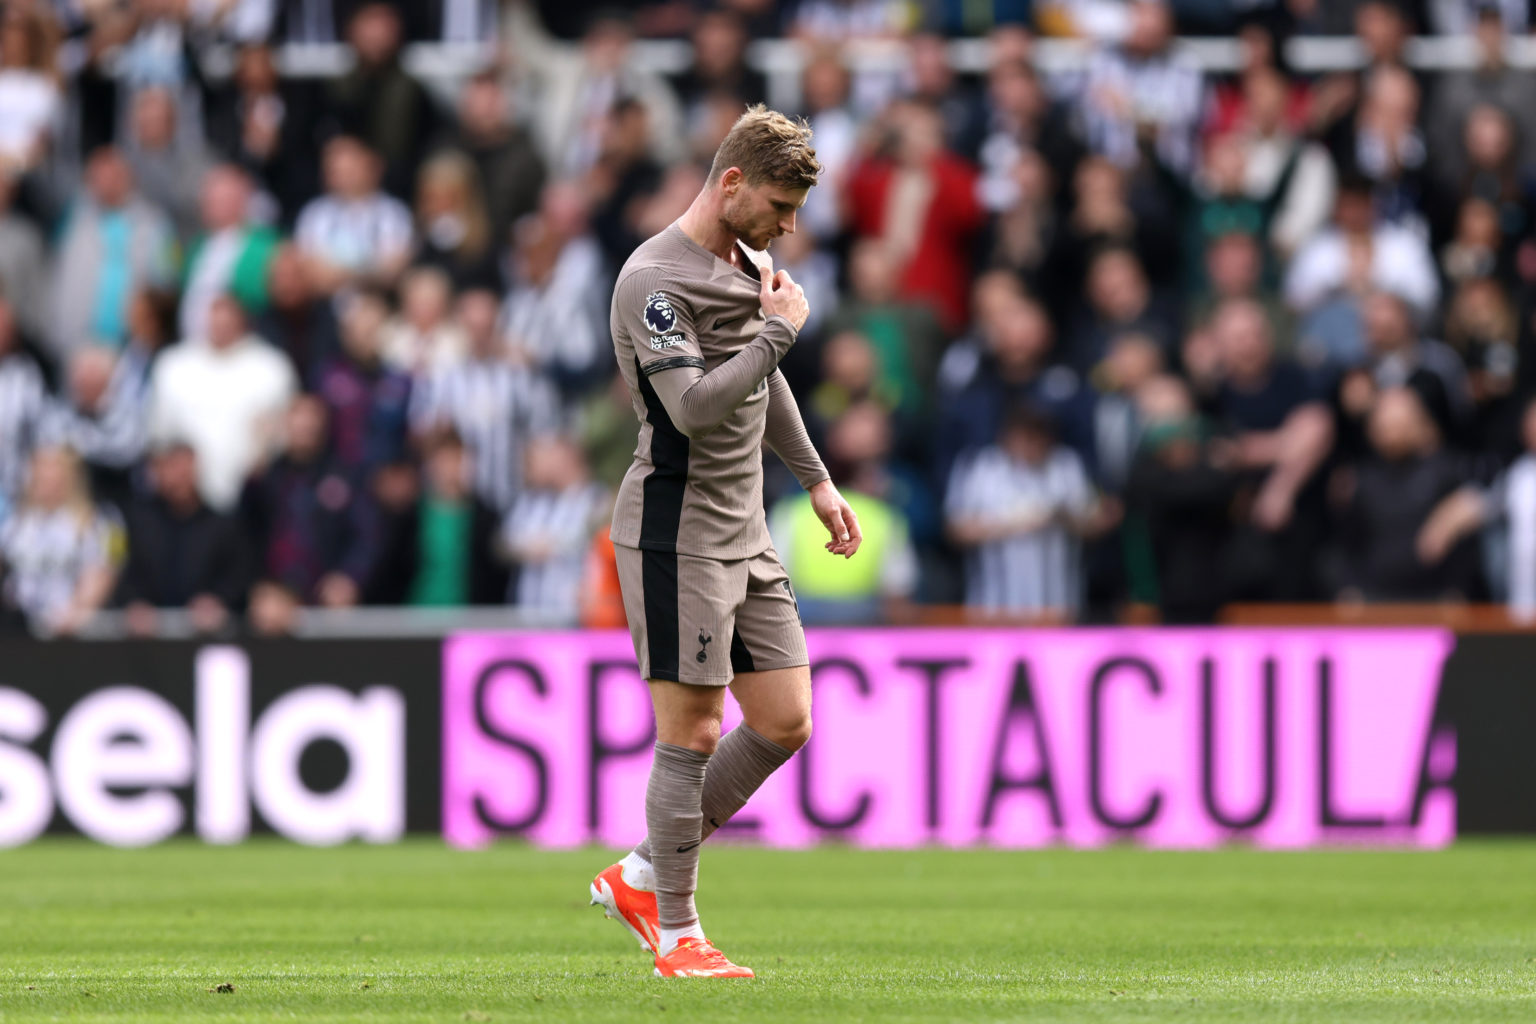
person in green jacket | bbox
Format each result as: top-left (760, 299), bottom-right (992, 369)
top-left (179, 166), bottom-right (280, 343)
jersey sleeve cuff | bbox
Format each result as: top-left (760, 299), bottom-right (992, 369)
top-left (641, 355), bottom-right (706, 376)
top-left (764, 314), bottom-right (800, 340)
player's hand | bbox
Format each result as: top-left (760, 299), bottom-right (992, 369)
top-left (810, 479), bottom-right (861, 558)
top-left (759, 265), bottom-right (809, 332)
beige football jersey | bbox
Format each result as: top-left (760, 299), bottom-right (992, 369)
top-left (609, 223), bottom-right (797, 560)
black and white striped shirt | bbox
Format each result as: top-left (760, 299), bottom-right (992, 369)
top-left (0, 356), bottom-right (47, 504)
top-left (500, 237), bottom-right (609, 385)
top-left (1073, 47), bottom-right (1205, 175)
top-left (295, 193), bottom-right (414, 276)
top-left (39, 354), bottom-right (151, 472)
top-left (501, 481), bottom-right (608, 616)
top-left (409, 360), bottom-right (562, 512)
top-left (0, 505), bottom-right (115, 633)
top-left (946, 444), bottom-right (1094, 614)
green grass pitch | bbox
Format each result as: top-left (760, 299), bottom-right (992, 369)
top-left (3, 839), bottom-right (1535, 1022)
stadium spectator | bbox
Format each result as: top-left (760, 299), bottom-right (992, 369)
top-left (0, 298), bottom-right (47, 506)
top-left (586, 97), bottom-right (665, 273)
top-left (946, 405), bottom-right (1107, 617)
top-left (1074, 0), bottom-right (1205, 176)
top-left (499, 434), bottom-right (608, 617)
top-left (904, 30), bottom-right (987, 161)
top-left (180, 165), bottom-right (280, 344)
top-left (437, 71), bottom-right (546, 244)
top-left (323, 3), bottom-right (439, 199)
top-left (1229, 67), bottom-right (1337, 262)
top-left (118, 442), bottom-right (251, 636)
top-left (1206, 298), bottom-right (1334, 601)
top-left (202, 42), bottom-right (320, 222)
top-left (1337, 65), bottom-right (1428, 230)
top-left (123, 86), bottom-right (212, 242)
top-left (369, 430), bottom-right (507, 607)
top-left (937, 290), bottom-right (1096, 484)
top-left (146, 294), bottom-right (298, 511)
top-left (1285, 174), bottom-right (1440, 323)
top-left (790, 0), bottom-right (907, 39)
top-left (314, 287), bottom-right (413, 473)
top-left (507, 5), bottom-right (683, 178)
top-left (0, 174), bottom-right (47, 341)
top-left (50, 147), bottom-right (177, 357)
top-left (240, 394), bottom-right (380, 622)
top-left (499, 182), bottom-right (610, 396)
top-left (1430, 106), bottom-right (1529, 278)
top-left (0, 7), bottom-right (61, 176)
top-left (845, 99), bottom-right (984, 331)
top-left (1440, 196), bottom-right (1507, 292)
top-left (1425, 6), bottom-right (1536, 182)
top-left (978, 57), bottom-right (1079, 219)
top-left (796, 48), bottom-right (857, 241)
top-left (123, 288), bottom-right (178, 380)
top-left (294, 134), bottom-right (414, 296)
top-left (979, 147), bottom-right (1067, 310)
top-left (824, 241), bottom-right (944, 419)
top-left (380, 267), bottom-right (468, 377)
top-left (1123, 374), bottom-right (1238, 622)
top-left (254, 244), bottom-right (341, 383)
top-left (1304, 1), bottom-right (1413, 147)
top-left (39, 347), bottom-right (150, 512)
top-left (1055, 157), bottom-right (1173, 317)
top-left (1190, 231), bottom-right (1293, 351)
top-left (1497, 399), bottom-right (1536, 619)
top-left (766, 222), bottom-right (839, 350)
top-left (1328, 387), bottom-right (1484, 601)
top-left (1443, 277), bottom-right (1521, 458)
top-left (670, 8), bottom-right (768, 129)
top-left (410, 287), bottom-right (561, 512)
top-left (0, 446), bottom-right (118, 637)
top-left (1360, 289), bottom-right (1471, 443)
top-left (1067, 246), bottom-right (1179, 374)
top-left (577, 372), bottom-right (644, 493)
top-left (770, 401), bottom-right (920, 623)
top-left (412, 150), bottom-right (500, 290)
top-left (804, 329), bottom-right (892, 453)
top-left (1090, 331), bottom-right (1165, 494)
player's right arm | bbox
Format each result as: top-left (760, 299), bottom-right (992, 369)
top-left (618, 266), bottom-right (807, 439)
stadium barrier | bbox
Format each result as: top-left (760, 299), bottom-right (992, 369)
top-left (0, 627), bottom-right (1530, 849)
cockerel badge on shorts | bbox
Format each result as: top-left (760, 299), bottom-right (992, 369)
top-left (643, 292), bottom-right (677, 334)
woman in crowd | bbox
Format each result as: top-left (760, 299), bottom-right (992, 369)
top-left (0, 446), bottom-right (119, 636)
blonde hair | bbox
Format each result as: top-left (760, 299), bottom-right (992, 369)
top-left (24, 445), bottom-right (93, 522)
top-left (416, 151), bottom-right (491, 260)
top-left (707, 104), bottom-right (822, 191)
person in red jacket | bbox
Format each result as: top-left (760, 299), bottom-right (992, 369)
top-left (844, 99), bottom-right (984, 333)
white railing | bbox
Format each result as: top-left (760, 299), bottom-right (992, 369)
top-left (72, 605), bottom-right (576, 640)
top-left (251, 34), bottom-right (1536, 114)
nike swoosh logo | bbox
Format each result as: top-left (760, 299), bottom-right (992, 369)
top-left (709, 818), bottom-right (721, 829)
top-left (713, 314), bottom-right (751, 331)
top-left (676, 841), bottom-right (702, 853)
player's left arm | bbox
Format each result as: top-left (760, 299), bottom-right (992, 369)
top-left (764, 370), bottom-right (861, 558)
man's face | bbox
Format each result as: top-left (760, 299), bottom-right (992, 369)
top-left (154, 449), bottom-right (199, 504)
top-left (721, 173), bottom-right (808, 251)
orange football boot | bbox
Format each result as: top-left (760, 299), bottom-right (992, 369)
top-left (589, 863), bottom-right (661, 953)
top-left (653, 937), bottom-right (755, 978)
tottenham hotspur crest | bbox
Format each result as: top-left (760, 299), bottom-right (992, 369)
top-left (643, 292), bottom-right (676, 334)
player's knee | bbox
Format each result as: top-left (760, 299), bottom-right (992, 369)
top-left (762, 713), bottom-right (811, 753)
top-left (682, 712), bottom-right (724, 755)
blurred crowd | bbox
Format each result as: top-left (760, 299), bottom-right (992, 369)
top-left (2, 0), bottom-right (1536, 637)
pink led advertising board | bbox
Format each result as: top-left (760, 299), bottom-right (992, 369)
top-left (442, 629), bottom-right (1455, 850)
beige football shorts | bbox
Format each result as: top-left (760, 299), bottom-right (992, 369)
top-left (614, 543), bottom-right (809, 686)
